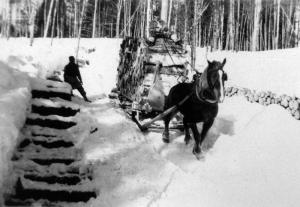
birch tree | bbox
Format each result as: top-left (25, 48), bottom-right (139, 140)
top-left (146, 0), bottom-right (151, 38)
top-left (92, 0), bottom-right (98, 38)
top-left (161, 0), bottom-right (169, 23)
top-left (43, 0), bottom-right (55, 38)
top-left (252, 0), bottom-right (261, 51)
top-left (116, 0), bottom-right (122, 38)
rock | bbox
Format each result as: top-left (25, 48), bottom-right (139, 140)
top-left (254, 94), bottom-right (259, 102)
top-left (289, 100), bottom-right (299, 110)
top-left (281, 98), bottom-right (289, 108)
top-left (294, 110), bottom-right (300, 120)
top-left (258, 98), bottom-right (264, 105)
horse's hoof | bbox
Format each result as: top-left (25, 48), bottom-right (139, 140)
top-left (184, 137), bottom-right (191, 145)
top-left (192, 147), bottom-right (201, 155)
top-left (194, 153), bottom-right (203, 160)
top-left (162, 137), bottom-right (170, 143)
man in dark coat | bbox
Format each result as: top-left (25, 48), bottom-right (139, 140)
top-left (64, 56), bottom-right (90, 102)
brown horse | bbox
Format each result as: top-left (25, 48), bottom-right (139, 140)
top-left (163, 59), bottom-right (227, 157)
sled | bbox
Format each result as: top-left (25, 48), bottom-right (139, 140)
top-left (113, 23), bottom-right (192, 130)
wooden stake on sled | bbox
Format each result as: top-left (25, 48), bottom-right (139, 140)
top-left (131, 93), bottom-right (192, 132)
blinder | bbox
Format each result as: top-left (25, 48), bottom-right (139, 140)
top-left (222, 72), bottom-right (228, 81)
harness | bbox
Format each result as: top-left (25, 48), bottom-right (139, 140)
top-left (194, 68), bottom-right (227, 104)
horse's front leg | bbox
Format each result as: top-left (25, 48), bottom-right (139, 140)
top-left (200, 119), bottom-right (214, 146)
top-left (190, 123), bottom-right (201, 155)
top-left (162, 110), bottom-right (177, 143)
top-left (162, 119), bottom-right (170, 143)
top-left (183, 118), bottom-right (191, 145)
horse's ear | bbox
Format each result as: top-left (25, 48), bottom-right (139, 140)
top-left (222, 58), bottom-right (227, 66)
top-left (207, 60), bottom-right (212, 65)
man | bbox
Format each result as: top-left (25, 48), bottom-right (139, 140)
top-left (64, 56), bottom-right (90, 102)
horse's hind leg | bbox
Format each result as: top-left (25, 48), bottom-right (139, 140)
top-left (183, 118), bottom-right (191, 145)
top-left (162, 110), bottom-right (177, 143)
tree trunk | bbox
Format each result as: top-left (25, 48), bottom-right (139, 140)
top-left (168, 0), bottom-right (173, 29)
top-left (227, 0), bottom-right (234, 50)
top-left (161, 0), bottom-right (169, 23)
top-left (184, 0), bottom-right (189, 44)
top-left (51, 0), bottom-right (58, 45)
top-left (252, 0), bottom-right (261, 51)
top-left (76, 0), bottom-right (88, 61)
top-left (174, 0), bottom-right (178, 34)
top-left (44, 0), bottom-right (55, 38)
top-left (191, 0), bottom-right (198, 70)
top-left (146, 0), bottom-right (151, 38)
top-left (275, 0), bottom-right (281, 49)
top-left (116, 0), bottom-right (122, 38)
top-left (92, 0), bottom-right (99, 38)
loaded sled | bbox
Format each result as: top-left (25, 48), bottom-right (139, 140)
top-left (114, 26), bottom-right (193, 130)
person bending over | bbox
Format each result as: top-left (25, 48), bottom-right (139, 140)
top-left (64, 56), bottom-right (90, 102)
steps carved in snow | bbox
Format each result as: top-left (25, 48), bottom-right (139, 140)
top-left (4, 78), bottom-right (97, 206)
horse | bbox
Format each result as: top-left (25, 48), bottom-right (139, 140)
top-left (162, 58), bottom-right (227, 157)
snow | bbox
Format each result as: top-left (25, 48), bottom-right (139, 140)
top-left (1, 38), bottom-right (300, 206)
top-left (196, 47), bottom-right (300, 97)
top-left (148, 97), bottom-right (300, 207)
top-left (0, 62), bottom-right (31, 203)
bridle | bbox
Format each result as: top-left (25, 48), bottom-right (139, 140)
top-left (194, 67), bottom-right (227, 104)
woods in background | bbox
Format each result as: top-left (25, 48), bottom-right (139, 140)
top-left (0, 0), bottom-right (300, 51)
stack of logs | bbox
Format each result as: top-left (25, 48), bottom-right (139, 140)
top-left (225, 86), bottom-right (300, 120)
top-left (117, 37), bottom-right (147, 101)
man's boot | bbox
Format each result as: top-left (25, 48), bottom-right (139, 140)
top-left (78, 87), bottom-right (91, 102)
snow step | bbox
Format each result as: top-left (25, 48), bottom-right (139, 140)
top-left (33, 139), bottom-right (74, 148)
top-left (31, 158), bottom-right (76, 166)
top-left (32, 132), bottom-right (57, 137)
top-left (32, 90), bottom-right (71, 101)
top-left (4, 197), bottom-right (33, 207)
top-left (31, 105), bottom-right (79, 117)
top-left (12, 178), bottom-right (97, 203)
top-left (26, 118), bottom-right (76, 129)
top-left (18, 139), bottom-right (31, 149)
top-left (18, 139), bottom-right (74, 150)
top-left (23, 174), bottom-right (82, 185)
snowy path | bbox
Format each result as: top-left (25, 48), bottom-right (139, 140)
top-left (80, 96), bottom-right (300, 207)
top-left (3, 82), bottom-right (300, 207)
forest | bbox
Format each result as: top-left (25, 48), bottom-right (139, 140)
top-left (0, 0), bottom-right (300, 51)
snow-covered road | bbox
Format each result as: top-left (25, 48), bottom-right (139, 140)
top-left (79, 96), bottom-right (300, 207)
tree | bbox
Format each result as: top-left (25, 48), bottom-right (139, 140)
top-left (92, 0), bottom-right (99, 38)
top-left (146, 0), bottom-right (152, 38)
top-left (252, 0), bottom-right (262, 51)
top-left (161, 0), bottom-right (169, 23)
top-left (116, 0), bottom-right (122, 38)
top-left (43, 0), bottom-right (55, 38)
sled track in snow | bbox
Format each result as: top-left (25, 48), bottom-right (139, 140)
top-left (4, 79), bottom-right (98, 206)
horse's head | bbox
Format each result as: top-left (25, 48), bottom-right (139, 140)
top-left (196, 58), bottom-right (227, 103)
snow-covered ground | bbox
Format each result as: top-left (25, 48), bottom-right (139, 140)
top-left (1, 38), bottom-right (300, 206)
top-left (0, 62), bottom-right (31, 203)
top-left (196, 47), bottom-right (300, 97)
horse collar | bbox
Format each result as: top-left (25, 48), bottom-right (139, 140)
top-left (194, 78), bottom-right (217, 104)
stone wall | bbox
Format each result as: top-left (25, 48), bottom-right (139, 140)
top-left (225, 86), bottom-right (300, 120)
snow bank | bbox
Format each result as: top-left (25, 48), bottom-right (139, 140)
top-left (0, 38), bottom-right (122, 97)
top-left (150, 97), bottom-right (300, 207)
top-left (196, 48), bottom-right (300, 97)
top-left (0, 62), bottom-right (31, 203)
